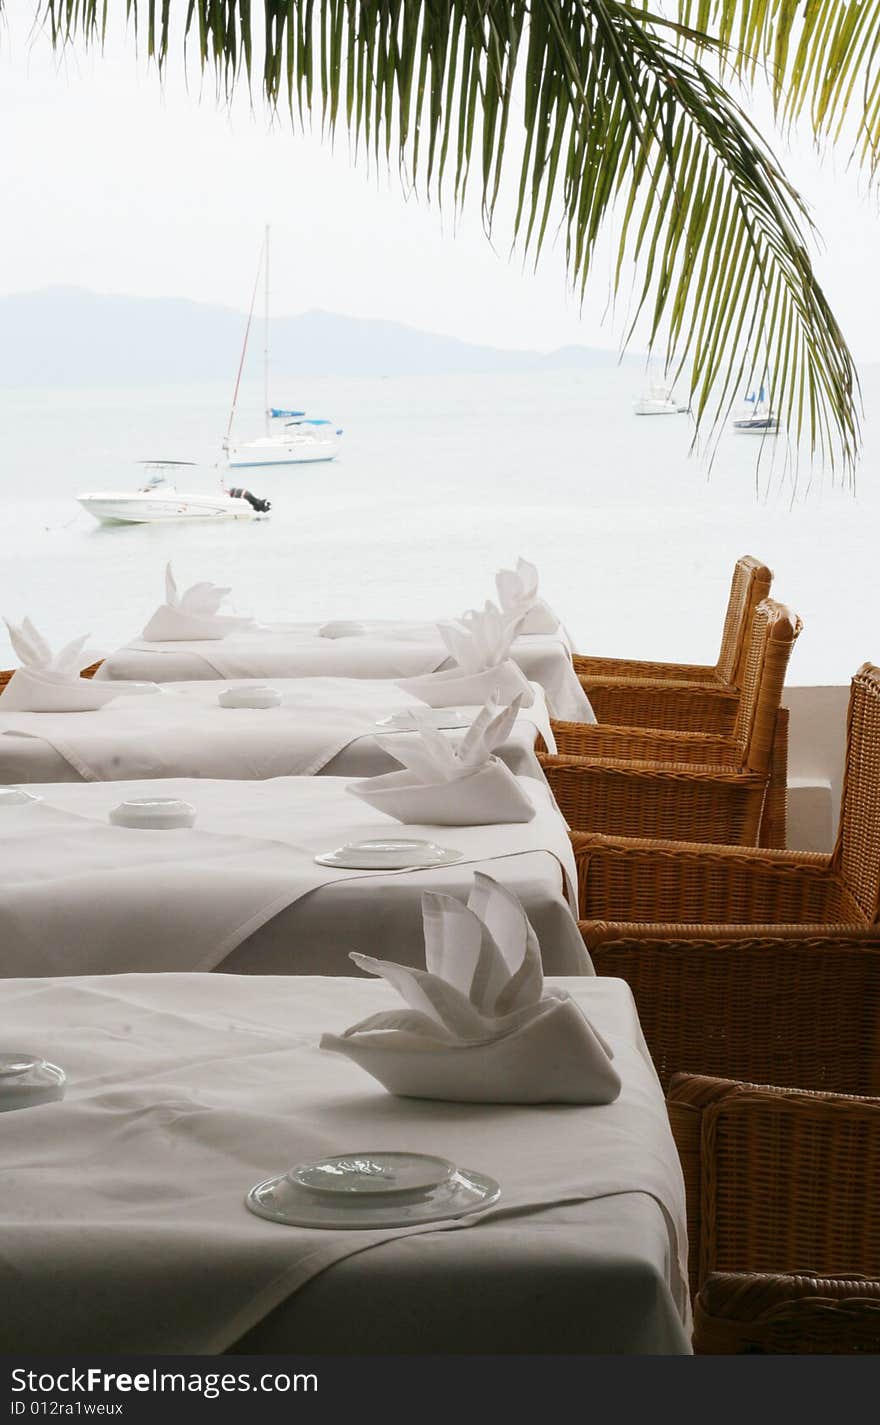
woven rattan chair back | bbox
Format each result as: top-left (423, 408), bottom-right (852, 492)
top-left (670, 1076), bottom-right (880, 1286)
top-left (729, 599), bottom-right (801, 774)
top-left (832, 664), bottom-right (880, 923)
top-left (714, 556), bottom-right (773, 686)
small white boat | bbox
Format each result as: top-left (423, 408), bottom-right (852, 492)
top-left (634, 385), bottom-right (689, 416)
top-left (77, 464), bottom-right (271, 525)
top-left (223, 228), bottom-right (342, 469)
top-left (732, 386), bottom-right (779, 434)
top-left (226, 415), bottom-right (341, 468)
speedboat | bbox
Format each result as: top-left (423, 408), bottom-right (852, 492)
top-left (77, 464), bottom-right (271, 525)
top-left (634, 385), bottom-right (689, 416)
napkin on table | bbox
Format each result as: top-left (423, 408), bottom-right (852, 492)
top-left (496, 557), bottom-right (561, 635)
top-left (347, 694), bottom-right (536, 825)
top-left (321, 872), bottom-right (621, 1104)
top-left (141, 564), bottom-right (256, 642)
top-left (396, 600), bottom-right (534, 708)
top-left (0, 619), bottom-right (147, 712)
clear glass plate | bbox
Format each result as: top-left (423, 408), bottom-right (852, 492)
top-left (290, 1152), bottom-right (456, 1200)
top-left (314, 838), bottom-right (463, 870)
top-left (0, 1053), bottom-right (66, 1112)
top-left (0, 787), bottom-right (42, 806)
top-left (246, 1164), bottom-right (500, 1230)
top-left (375, 709), bottom-right (470, 731)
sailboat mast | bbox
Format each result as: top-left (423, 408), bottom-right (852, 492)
top-left (224, 234), bottom-right (265, 452)
top-left (263, 224), bottom-right (270, 437)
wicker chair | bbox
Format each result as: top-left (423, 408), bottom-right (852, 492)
top-left (575, 664), bottom-right (880, 1084)
top-left (667, 1074), bottom-right (880, 1352)
top-left (539, 599), bottom-right (801, 847)
top-left (575, 662), bottom-right (880, 918)
top-left (573, 555), bottom-right (772, 734)
top-left (0, 661), bottom-right (103, 692)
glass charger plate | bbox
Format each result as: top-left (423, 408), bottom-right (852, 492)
top-left (246, 1164), bottom-right (500, 1230)
top-left (375, 709), bottom-right (470, 731)
top-left (290, 1151), bottom-right (456, 1199)
top-left (314, 838), bottom-right (463, 870)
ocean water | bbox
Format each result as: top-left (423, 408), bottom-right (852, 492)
top-left (1, 366), bottom-right (877, 684)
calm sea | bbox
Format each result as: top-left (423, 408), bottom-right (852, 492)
top-left (1, 366), bottom-right (877, 684)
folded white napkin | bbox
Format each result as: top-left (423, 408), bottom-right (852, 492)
top-left (1, 619), bottom-right (147, 712)
top-left (496, 557), bottom-right (561, 635)
top-left (141, 564), bottom-right (255, 642)
top-left (347, 695), bottom-right (536, 825)
top-left (396, 601), bottom-right (534, 708)
top-left (321, 872), bottom-right (621, 1104)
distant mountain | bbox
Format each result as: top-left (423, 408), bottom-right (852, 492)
top-left (0, 287), bottom-right (631, 386)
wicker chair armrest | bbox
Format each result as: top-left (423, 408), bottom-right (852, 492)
top-left (666, 1075), bottom-right (880, 1304)
top-left (579, 921), bottom-right (877, 950)
top-left (539, 751), bottom-right (748, 778)
top-left (550, 720), bottom-right (738, 765)
top-left (579, 679), bottom-right (740, 735)
top-left (570, 833), bottom-right (835, 923)
top-left (572, 654), bottom-right (720, 684)
top-left (579, 674), bottom-right (737, 700)
top-left (694, 1271), bottom-right (880, 1354)
top-left (571, 831), bottom-right (830, 868)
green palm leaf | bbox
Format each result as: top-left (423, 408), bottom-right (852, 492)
top-left (679, 2), bottom-right (880, 176)
top-left (29, 1), bottom-right (861, 475)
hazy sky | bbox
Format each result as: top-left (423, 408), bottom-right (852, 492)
top-left (2, 6), bottom-right (879, 359)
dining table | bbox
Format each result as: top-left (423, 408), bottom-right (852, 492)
top-left (94, 620), bottom-right (594, 722)
top-left (0, 677), bottom-right (555, 784)
top-left (0, 971), bottom-right (691, 1354)
top-left (0, 773), bottom-right (590, 978)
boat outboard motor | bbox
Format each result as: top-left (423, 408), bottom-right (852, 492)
top-left (229, 487), bottom-right (272, 513)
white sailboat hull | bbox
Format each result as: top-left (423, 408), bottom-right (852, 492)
top-left (634, 398), bottom-right (685, 415)
top-left (77, 492), bottom-right (257, 525)
top-left (226, 435), bottom-right (340, 467)
top-left (732, 416), bottom-right (779, 433)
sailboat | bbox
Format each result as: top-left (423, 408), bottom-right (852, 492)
top-left (223, 227), bottom-right (342, 468)
top-left (634, 384), bottom-right (689, 416)
top-left (732, 385), bottom-right (779, 434)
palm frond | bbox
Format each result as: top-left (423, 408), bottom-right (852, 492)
top-left (31, 1), bottom-right (861, 475)
top-left (679, 1), bottom-right (880, 177)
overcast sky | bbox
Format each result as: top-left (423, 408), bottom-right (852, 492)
top-left (2, 6), bottom-right (879, 360)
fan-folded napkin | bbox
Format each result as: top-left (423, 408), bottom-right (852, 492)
top-left (496, 557), bottom-right (560, 635)
top-left (321, 873), bottom-right (621, 1104)
top-left (142, 564), bottom-right (256, 641)
top-left (1, 619), bottom-right (147, 712)
top-left (396, 601), bottom-right (534, 708)
top-left (347, 696), bottom-right (536, 825)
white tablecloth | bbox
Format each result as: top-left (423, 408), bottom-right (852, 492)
top-left (0, 677), bottom-right (554, 784)
top-left (0, 776), bottom-right (589, 978)
top-left (0, 973), bottom-right (691, 1354)
top-left (96, 621), bottom-right (593, 721)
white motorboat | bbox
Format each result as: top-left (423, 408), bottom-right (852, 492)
top-left (634, 384), bottom-right (689, 416)
top-left (223, 227), bottom-right (342, 468)
top-left (77, 464), bottom-right (271, 525)
top-left (732, 385), bottom-right (779, 434)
